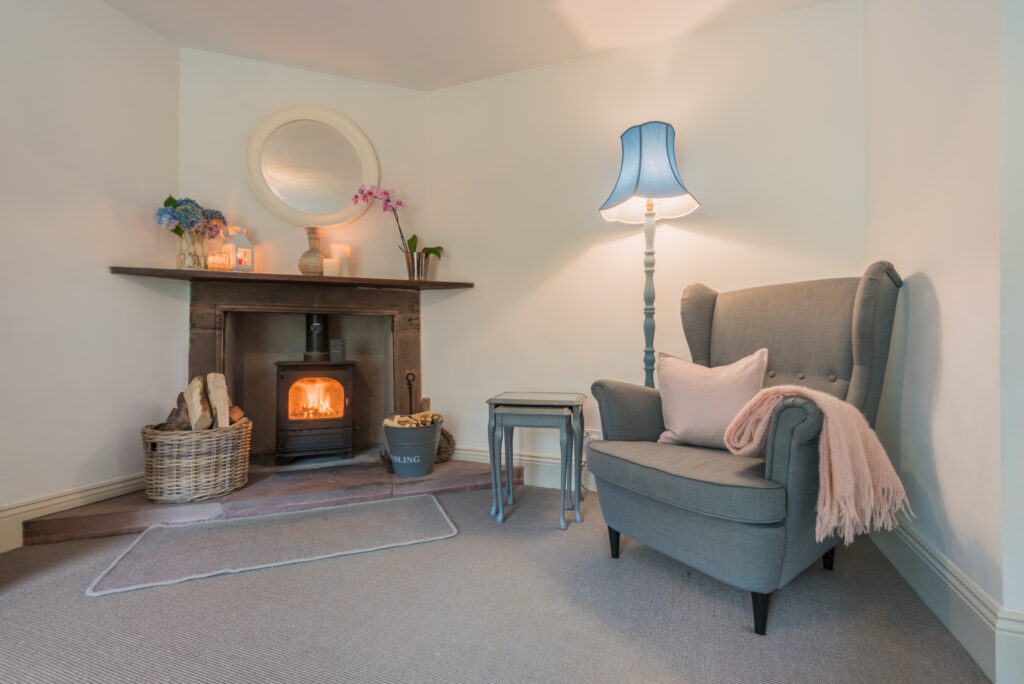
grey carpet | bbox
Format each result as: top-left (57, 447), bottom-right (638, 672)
top-left (0, 487), bottom-right (987, 683)
top-left (87, 494), bottom-right (457, 596)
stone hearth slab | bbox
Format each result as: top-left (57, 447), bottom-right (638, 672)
top-left (23, 460), bottom-right (521, 545)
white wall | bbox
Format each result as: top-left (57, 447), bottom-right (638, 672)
top-left (1002, 0), bottom-right (1024, 610)
top-left (178, 49), bottom-right (426, 278)
top-left (419, 0), bottom-right (865, 457)
top-left (862, 0), bottom-right (1023, 677)
top-left (863, 0), bottom-right (1003, 602)
top-left (0, 0), bottom-right (184, 547)
top-left (1000, 0), bottom-right (1024, 654)
top-left (167, 1), bottom-right (871, 490)
top-left (172, 2), bottom-right (865, 465)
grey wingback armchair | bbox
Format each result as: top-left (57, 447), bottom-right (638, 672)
top-left (587, 261), bottom-right (902, 634)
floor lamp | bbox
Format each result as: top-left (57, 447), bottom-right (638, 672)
top-left (599, 121), bottom-right (700, 388)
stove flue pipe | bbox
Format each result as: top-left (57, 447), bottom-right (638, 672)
top-left (303, 314), bottom-right (331, 362)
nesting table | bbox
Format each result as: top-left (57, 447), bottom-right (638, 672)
top-left (486, 392), bottom-right (586, 529)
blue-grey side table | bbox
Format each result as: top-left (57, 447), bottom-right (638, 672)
top-left (486, 391), bottom-right (586, 529)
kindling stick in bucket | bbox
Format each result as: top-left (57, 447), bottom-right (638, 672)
top-left (383, 411), bottom-right (443, 428)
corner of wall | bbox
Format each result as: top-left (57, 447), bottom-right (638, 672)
top-left (871, 522), bottom-right (999, 679)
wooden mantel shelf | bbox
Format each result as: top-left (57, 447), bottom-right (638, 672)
top-left (109, 266), bottom-right (474, 291)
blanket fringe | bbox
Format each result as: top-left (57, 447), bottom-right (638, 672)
top-left (816, 485), bottom-right (914, 544)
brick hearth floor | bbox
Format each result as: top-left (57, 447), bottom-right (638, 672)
top-left (23, 459), bottom-right (522, 545)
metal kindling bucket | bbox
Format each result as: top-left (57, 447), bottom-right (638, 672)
top-left (384, 421), bottom-right (442, 478)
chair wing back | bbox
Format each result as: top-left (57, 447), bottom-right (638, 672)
top-left (680, 261), bottom-right (901, 426)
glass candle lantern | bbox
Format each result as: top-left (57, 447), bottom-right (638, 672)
top-left (226, 226), bottom-right (255, 272)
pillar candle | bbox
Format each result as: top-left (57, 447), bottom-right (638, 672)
top-left (322, 258), bottom-right (341, 277)
top-left (329, 244), bottom-right (351, 276)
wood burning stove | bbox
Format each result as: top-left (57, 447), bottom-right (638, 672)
top-left (274, 314), bottom-right (355, 464)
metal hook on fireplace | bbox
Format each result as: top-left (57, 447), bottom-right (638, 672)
top-left (405, 372), bottom-right (416, 415)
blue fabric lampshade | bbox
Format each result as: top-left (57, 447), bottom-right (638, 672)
top-left (599, 121), bottom-right (699, 224)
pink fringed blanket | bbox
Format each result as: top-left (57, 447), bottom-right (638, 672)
top-left (724, 385), bottom-right (911, 544)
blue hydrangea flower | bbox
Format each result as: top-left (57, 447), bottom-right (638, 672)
top-left (156, 196), bottom-right (230, 240)
top-left (155, 206), bottom-right (178, 228)
top-left (202, 208), bottom-right (226, 225)
top-left (199, 209), bottom-right (225, 239)
top-left (175, 202), bottom-right (202, 230)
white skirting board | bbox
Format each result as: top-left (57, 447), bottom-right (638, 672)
top-left (872, 522), bottom-right (1024, 682)
top-left (0, 474), bottom-right (145, 553)
top-left (451, 447), bottom-right (597, 493)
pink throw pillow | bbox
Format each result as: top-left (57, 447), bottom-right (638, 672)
top-left (657, 348), bottom-right (768, 449)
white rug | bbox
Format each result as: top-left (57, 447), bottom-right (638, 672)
top-left (87, 494), bottom-right (457, 596)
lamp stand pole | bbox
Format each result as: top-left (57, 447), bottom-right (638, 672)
top-left (642, 204), bottom-right (656, 388)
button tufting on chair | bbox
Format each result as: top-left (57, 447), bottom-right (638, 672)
top-left (797, 372), bottom-right (806, 380)
top-left (829, 374), bottom-right (837, 382)
top-left (767, 370), bottom-right (776, 378)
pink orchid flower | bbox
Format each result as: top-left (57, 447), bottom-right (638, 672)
top-left (351, 184), bottom-right (412, 252)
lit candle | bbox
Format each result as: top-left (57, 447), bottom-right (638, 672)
top-left (207, 253), bottom-right (230, 271)
top-left (329, 244), bottom-right (351, 276)
top-left (322, 258), bottom-right (341, 277)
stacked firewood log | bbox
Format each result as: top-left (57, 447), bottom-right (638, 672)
top-left (382, 410), bottom-right (443, 428)
top-left (154, 372), bottom-right (246, 431)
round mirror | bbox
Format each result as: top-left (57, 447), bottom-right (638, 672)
top-left (245, 106), bottom-right (379, 226)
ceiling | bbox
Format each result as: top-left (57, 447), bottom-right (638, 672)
top-left (101, 0), bottom-right (834, 91)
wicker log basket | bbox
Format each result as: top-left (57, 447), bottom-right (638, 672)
top-left (141, 418), bottom-right (252, 503)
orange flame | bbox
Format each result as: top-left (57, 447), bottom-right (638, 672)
top-left (288, 377), bottom-right (344, 420)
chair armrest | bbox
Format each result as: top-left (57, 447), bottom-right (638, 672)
top-left (764, 397), bottom-right (824, 495)
top-left (591, 379), bottom-right (665, 442)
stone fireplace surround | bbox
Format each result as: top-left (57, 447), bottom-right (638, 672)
top-left (110, 267), bottom-right (473, 460)
top-left (20, 269), bottom-right (504, 546)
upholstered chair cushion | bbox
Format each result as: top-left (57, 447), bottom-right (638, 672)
top-left (587, 440), bottom-right (786, 524)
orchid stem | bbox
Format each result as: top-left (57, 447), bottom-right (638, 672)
top-left (391, 206), bottom-right (410, 252)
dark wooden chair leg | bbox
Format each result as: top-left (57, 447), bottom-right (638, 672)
top-left (823, 547), bottom-right (836, 571)
top-left (608, 526), bottom-right (620, 559)
top-left (751, 592), bottom-right (770, 635)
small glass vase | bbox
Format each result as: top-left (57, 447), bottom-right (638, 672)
top-left (177, 231), bottom-right (207, 270)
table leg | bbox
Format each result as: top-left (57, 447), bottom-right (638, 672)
top-left (573, 407), bottom-right (584, 522)
top-left (493, 417), bottom-right (506, 524)
top-left (559, 416), bottom-right (569, 530)
top-left (563, 420), bottom-right (574, 511)
top-left (488, 409), bottom-right (498, 517)
top-left (565, 428), bottom-right (575, 514)
top-left (504, 426), bottom-right (515, 505)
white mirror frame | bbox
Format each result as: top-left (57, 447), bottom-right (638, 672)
top-left (245, 106), bottom-right (380, 227)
